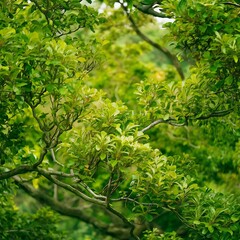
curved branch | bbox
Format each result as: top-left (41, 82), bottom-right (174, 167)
top-left (37, 168), bottom-right (106, 206)
top-left (55, 25), bottom-right (84, 38)
top-left (133, 4), bottom-right (169, 18)
top-left (106, 205), bottom-right (138, 240)
top-left (0, 165), bottom-right (35, 180)
top-left (0, 149), bottom-right (47, 180)
top-left (111, 197), bottom-right (160, 207)
top-left (141, 118), bottom-right (186, 132)
top-left (223, 2), bottom-right (240, 8)
top-left (196, 109), bottom-right (233, 120)
top-left (32, 148), bottom-right (48, 168)
top-left (14, 176), bottom-right (133, 240)
top-left (31, 0), bottom-right (50, 26)
top-left (141, 109), bottom-right (233, 132)
top-left (121, 4), bottom-right (184, 80)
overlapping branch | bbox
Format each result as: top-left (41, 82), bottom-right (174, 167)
top-left (141, 109), bottom-right (233, 132)
top-left (14, 176), bottom-right (133, 240)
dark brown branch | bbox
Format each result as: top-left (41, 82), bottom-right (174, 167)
top-left (141, 109), bottom-right (233, 132)
top-left (14, 176), bottom-right (133, 240)
top-left (31, 0), bottom-right (50, 26)
top-left (223, 2), bottom-right (240, 8)
top-left (196, 109), bottom-right (233, 120)
top-left (0, 149), bottom-right (47, 180)
top-left (133, 4), bottom-right (169, 18)
top-left (121, 4), bottom-right (184, 80)
top-left (0, 165), bottom-right (35, 180)
top-left (55, 25), bottom-right (84, 38)
top-left (106, 205), bottom-right (138, 240)
top-left (32, 148), bottom-right (48, 168)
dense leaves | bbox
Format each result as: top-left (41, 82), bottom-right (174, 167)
top-left (0, 0), bottom-right (239, 239)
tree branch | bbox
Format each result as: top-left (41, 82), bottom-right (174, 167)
top-left (37, 168), bottom-right (107, 206)
top-left (106, 205), bottom-right (138, 240)
top-left (141, 109), bottom-right (233, 132)
top-left (55, 25), bottom-right (84, 38)
top-left (0, 149), bottom-right (47, 180)
top-left (0, 165), bottom-right (35, 180)
top-left (121, 3), bottom-right (184, 80)
top-left (223, 2), bottom-right (240, 8)
top-left (141, 118), bottom-right (186, 132)
top-left (196, 109), bottom-right (233, 120)
top-left (32, 148), bottom-right (48, 168)
top-left (133, 4), bottom-right (169, 18)
top-left (14, 176), bottom-right (133, 240)
top-left (31, 0), bottom-right (50, 26)
top-left (111, 197), bottom-right (160, 207)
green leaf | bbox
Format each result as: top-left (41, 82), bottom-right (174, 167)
top-left (231, 215), bottom-right (239, 223)
top-left (193, 220), bottom-right (201, 225)
top-left (100, 152), bottom-right (106, 160)
top-left (177, 0), bottom-right (187, 13)
top-left (233, 55), bottom-right (238, 63)
top-left (110, 159), bottom-right (118, 168)
top-left (145, 214), bottom-right (153, 222)
top-left (225, 76), bottom-right (233, 85)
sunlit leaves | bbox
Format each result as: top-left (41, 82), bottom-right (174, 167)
top-left (0, 0), bottom-right (240, 239)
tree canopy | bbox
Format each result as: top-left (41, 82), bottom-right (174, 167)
top-left (0, 0), bottom-right (240, 239)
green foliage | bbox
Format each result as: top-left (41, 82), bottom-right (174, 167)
top-left (0, 180), bottom-right (64, 239)
top-left (0, 0), bottom-right (240, 239)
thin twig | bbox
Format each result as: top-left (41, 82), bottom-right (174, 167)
top-left (55, 25), bottom-right (84, 38)
top-left (50, 148), bottom-right (64, 167)
top-left (37, 168), bottom-right (106, 206)
top-left (111, 197), bottom-right (160, 207)
top-left (46, 169), bottom-right (75, 177)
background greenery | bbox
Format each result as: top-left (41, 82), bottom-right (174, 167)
top-left (0, 0), bottom-right (239, 239)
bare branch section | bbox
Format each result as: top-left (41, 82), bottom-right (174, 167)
top-left (31, 0), bottom-right (50, 26)
top-left (37, 168), bottom-right (106, 206)
top-left (121, 3), bottom-right (184, 80)
top-left (0, 149), bottom-right (47, 180)
top-left (223, 2), bottom-right (240, 8)
top-left (0, 165), bottom-right (35, 180)
top-left (141, 109), bottom-right (233, 132)
top-left (141, 118), bottom-right (186, 132)
top-left (133, 3), bottom-right (169, 18)
top-left (14, 176), bottom-right (133, 240)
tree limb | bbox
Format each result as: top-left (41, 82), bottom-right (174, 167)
top-left (133, 4), bottom-right (169, 18)
top-left (121, 3), bottom-right (184, 80)
top-left (0, 165), bottom-right (35, 180)
top-left (196, 109), bottom-right (233, 120)
top-left (0, 149), bottom-right (47, 180)
top-left (14, 176), bottom-right (133, 240)
top-left (223, 2), bottom-right (240, 8)
top-left (37, 168), bottom-right (107, 206)
top-left (141, 118), bottom-right (186, 132)
top-left (141, 109), bottom-right (233, 132)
